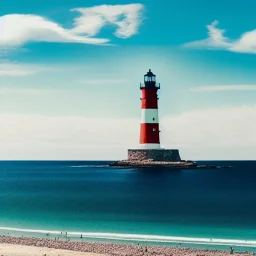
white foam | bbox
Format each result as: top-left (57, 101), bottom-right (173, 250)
top-left (0, 226), bottom-right (256, 247)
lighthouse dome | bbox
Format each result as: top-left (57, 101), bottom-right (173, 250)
top-left (144, 69), bottom-right (156, 83)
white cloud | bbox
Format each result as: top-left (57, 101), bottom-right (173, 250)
top-left (183, 20), bottom-right (256, 54)
top-left (0, 105), bottom-right (256, 160)
top-left (183, 20), bottom-right (231, 49)
top-left (0, 4), bottom-right (144, 48)
top-left (71, 4), bottom-right (144, 39)
top-left (0, 14), bottom-right (108, 46)
top-left (231, 30), bottom-right (256, 53)
top-left (0, 62), bottom-right (47, 76)
top-left (191, 85), bottom-right (256, 92)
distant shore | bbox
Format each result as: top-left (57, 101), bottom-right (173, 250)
top-left (0, 235), bottom-right (254, 256)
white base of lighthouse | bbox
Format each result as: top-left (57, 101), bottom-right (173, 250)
top-left (139, 143), bottom-right (161, 149)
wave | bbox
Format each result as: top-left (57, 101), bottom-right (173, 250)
top-left (0, 226), bottom-right (256, 247)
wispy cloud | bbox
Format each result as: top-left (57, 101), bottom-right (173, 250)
top-left (71, 4), bottom-right (144, 39)
top-left (0, 4), bottom-right (144, 48)
top-left (0, 60), bottom-right (63, 77)
top-left (183, 20), bottom-right (231, 49)
top-left (77, 79), bottom-right (128, 85)
top-left (0, 14), bottom-right (109, 46)
top-left (0, 62), bottom-right (40, 76)
top-left (0, 46), bottom-right (29, 57)
top-left (0, 47), bottom-right (16, 57)
top-left (191, 85), bottom-right (256, 92)
top-left (0, 88), bottom-right (50, 95)
top-left (183, 20), bottom-right (256, 54)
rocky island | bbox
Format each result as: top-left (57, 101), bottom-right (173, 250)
top-left (108, 149), bottom-right (231, 169)
top-left (109, 159), bottom-right (197, 168)
top-left (108, 70), bottom-right (231, 170)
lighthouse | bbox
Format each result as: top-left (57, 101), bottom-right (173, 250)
top-left (127, 69), bottom-right (182, 162)
top-left (140, 69), bottom-right (161, 149)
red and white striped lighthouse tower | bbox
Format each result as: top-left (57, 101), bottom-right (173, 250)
top-left (126, 69), bottom-right (181, 162)
top-left (139, 69), bottom-right (161, 149)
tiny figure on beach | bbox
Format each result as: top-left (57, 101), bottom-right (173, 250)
top-left (230, 246), bottom-right (234, 254)
top-left (137, 243), bottom-right (142, 252)
top-left (80, 234), bottom-right (83, 238)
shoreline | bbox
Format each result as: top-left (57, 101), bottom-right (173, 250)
top-left (1, 226), bottom-right (256, 248)
top-left (0, 235), bottom-right (255, 256)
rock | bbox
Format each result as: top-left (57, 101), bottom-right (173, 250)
top-left (109, 161), bottom-right (232, 169)
top-left (108, 160), bottom-right (197, 169)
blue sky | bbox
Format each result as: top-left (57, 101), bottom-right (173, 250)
top-left (1, 0), bottom-right (256, 160)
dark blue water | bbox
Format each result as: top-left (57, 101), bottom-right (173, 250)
top-left (0, 160), bottom-right (256, 241)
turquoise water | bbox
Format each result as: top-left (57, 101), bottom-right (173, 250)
top-left (0, 160), bottom-right (256, 249)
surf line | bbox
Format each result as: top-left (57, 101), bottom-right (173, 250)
top-left (0, 226), bottom-right (256, 247)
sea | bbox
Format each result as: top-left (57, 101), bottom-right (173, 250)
top-left (0, 160), bottom-right (256, 251)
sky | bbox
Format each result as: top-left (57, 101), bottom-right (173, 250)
top-left (1, 0), bottom-right (256, 160)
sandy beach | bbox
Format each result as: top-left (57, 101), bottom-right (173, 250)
top-left (0, 243), bottom-right (104, 256)
top-left (0, 236), bottom-right (254, 256)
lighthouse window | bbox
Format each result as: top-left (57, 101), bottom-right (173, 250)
top-left (153, 128), bottom-right (156, 132)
